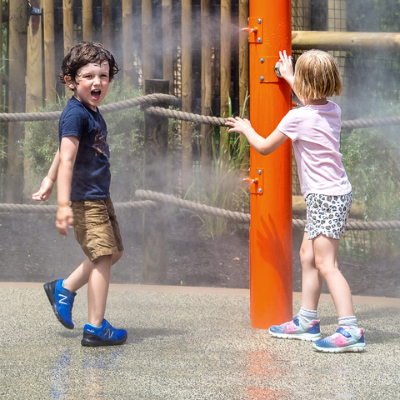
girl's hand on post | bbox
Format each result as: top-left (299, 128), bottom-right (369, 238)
top-left (278, 50), bottom-right (294, 85)
top-left (56, 205), bottom-right (74, 236)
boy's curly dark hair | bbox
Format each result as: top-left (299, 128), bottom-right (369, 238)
top-left (59, 42), bottom-right (120, 84)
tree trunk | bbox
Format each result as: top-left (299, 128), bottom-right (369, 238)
top-left (43, 0), bottom-right (56, 103)
top-left (6, 0), bottom-right (28, 203)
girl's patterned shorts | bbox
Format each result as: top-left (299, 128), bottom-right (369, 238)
top-left (305, 192), bottom-right (353, 240)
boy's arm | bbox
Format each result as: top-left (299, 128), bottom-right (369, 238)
top-left (32, 149), bottom-right (60, 201)
top-left (56, 136), bottom-right (79, 236)
top-left (225, 117), bottom-right (288, 155)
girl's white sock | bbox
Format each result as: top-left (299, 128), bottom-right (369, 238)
top-left (298, 307), bottom-right (318, 326)
top-left (338, 316), bottom-right (359, 330)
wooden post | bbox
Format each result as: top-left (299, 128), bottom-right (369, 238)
top-left (102, 0), bottom-right (113, 51)
top-left (7, 0), bottom-right (28, 203)
top-left (162, 0), bottom-right (174, 94)
top-left (238, 0), bottom-right (249, 170)
top-left (200, 0), bottom-right (212, 184)
top-left (82, 0), bottom-right (93, 42)
top-left (63, 0), bottom-right (74, 97)
top-left (43, 0), bottom-right (56, 103)
top-left (181, 0), bottom-right (192, 193)
top-left (220, 0), bottom-right (231, 158)
top-left (142, 79), bottom-right (170, 284)
top-left (122, 0), bottom-right (134, 86)
top-left (142, 0), bottom-right (153, 85)
top-left (25, 0), bottom-right (44, 196)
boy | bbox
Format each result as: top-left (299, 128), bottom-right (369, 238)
top-left (32, 42), bottom-right (127, 347)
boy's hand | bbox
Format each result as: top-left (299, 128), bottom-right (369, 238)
top-left (32, 176), bottom-right (54, 201)
top-left (225, 117), bottom-right (252, 135)
top-left (278, 50), bottom-right (294, 84)
top-left (56, 205), bottom-right (74, 236)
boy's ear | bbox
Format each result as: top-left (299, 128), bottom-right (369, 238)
top-left (64, 75), bottom-right (76, 90)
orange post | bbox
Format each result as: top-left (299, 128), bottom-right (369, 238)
top-left (247, 0), bottom-right (292, 328)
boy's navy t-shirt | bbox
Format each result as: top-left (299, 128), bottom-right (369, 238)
top-left (59, 97), bottom-right (111, 201)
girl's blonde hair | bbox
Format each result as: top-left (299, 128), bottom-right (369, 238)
top-left (293, 50), bottom-right (342, 100)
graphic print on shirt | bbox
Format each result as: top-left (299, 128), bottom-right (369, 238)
top-left (93, 128), bottom-right (110, 158)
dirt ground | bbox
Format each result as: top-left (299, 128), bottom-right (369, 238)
top-left (0, 209), bottom-right (399, 298)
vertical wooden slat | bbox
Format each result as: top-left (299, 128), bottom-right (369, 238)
top-left (238, 0), bottom-right (249, 170)
top-left (142, 79), bottom-right (170, 284)
top-left (102, 0), bottom-right (113, 51)
top-left (162, 0), bottom-right (174, 94)
top-left (25, 0), bottom-right (44, 195)
top-left (238, 0), bottom-right (249, 118)
top-left (82, 0), bottom-right (93, 42)
top-left (122, 0), bottom-right (134, 86)
top-left (181, 0), bottom-right (192, 193)
top-left (7, 0), bottom-right (28, 202)
top-left (63, 0), bottom-right (74, 97)
top-left (142, 0), bottom-right (153, 85)
top-left (220, 0), bottom-right (231, 156)
top-left (43, 0), bottom-right (56, 103)
top-left (200, 0), bottom-right (212, 183)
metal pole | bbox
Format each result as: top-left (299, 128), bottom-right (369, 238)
top-left (247, 0), bottom-right (292, 328)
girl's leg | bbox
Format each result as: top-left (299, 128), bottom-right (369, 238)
top-left (300, 232), bottom-right (323, 311)
top-left (312, 235), bottom-right (354, 318)
top-left (64, 251), bottom-right (123, 293)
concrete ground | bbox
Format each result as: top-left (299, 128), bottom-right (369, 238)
top-left (0, 283), bottom-right (399, 400)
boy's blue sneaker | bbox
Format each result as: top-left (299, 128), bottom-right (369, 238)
top-left (313, 327), bottom-right (366, 353)
top-left (269, 316), bottom-right (322, 341)
top-left (44, 279), bottom-right (76, 329)
top-left (81, 319), bottom-right (127, 347)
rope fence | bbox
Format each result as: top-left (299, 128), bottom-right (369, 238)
top-left (0, 93), bottom-right (400, 130)
top-left (0, 93), bottom-right (399, 231)
top-left (1, 190), bottom-right (399, 231)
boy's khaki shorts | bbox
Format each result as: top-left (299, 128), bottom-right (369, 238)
top-left (71, 198), bottom-right (124, 262)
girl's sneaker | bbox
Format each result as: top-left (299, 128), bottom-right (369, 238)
top-left (44, 279), bottom-right (76, 329)
top-left (269, 316), bottom-right (321, 341)
top-left (81, 319), bottom-right (127, 347)
top-left (312, 327), bottom-right (366, 353)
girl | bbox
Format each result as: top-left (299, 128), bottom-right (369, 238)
top-left (226, 50), bottom-right (365, 353)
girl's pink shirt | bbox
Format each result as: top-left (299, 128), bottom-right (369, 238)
top-left (277, 100), bottom-right (352, 199)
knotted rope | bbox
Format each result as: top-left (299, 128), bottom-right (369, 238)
top-left (0, 93), bottom-right (399, 130)
top-left (1, 192), bottom-right (399, 231)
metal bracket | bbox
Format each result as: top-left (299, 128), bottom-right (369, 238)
top-left (248, 169), bottom-right (264, 195)
top-left (258, 57), bottom-right (281, 83)
top-left (247, 17), bottom-right (263, 44)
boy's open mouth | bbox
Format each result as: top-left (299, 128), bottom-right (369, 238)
top-left (91, 90), bottom-right (101, 101)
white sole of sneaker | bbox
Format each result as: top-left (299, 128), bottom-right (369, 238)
top-left (312, 343), bottom-right (366, 353)
top-left (269, 330), bottom-right (322, 342)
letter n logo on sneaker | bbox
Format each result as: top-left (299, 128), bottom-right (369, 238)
top-left (58, 293), bottom-right (68, 305)
top-left (105, 328), bottom-right (114, 339)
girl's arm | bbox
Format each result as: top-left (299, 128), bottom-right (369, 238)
top-left (32, 149), bottom-right (60, 201)
top-left (278, 50), bottom-right (306, 106)
top-left (56, 136), bottom-right (79, 236)
top-left (225, 117), bottom-right (288, 155)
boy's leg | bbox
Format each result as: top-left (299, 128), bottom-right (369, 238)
top-left (63, 251), bottom-right (123, 293)
top-left (312, 235), bottom-right (354, 318)
top-left (87, 254), bottom-right (112, 327)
